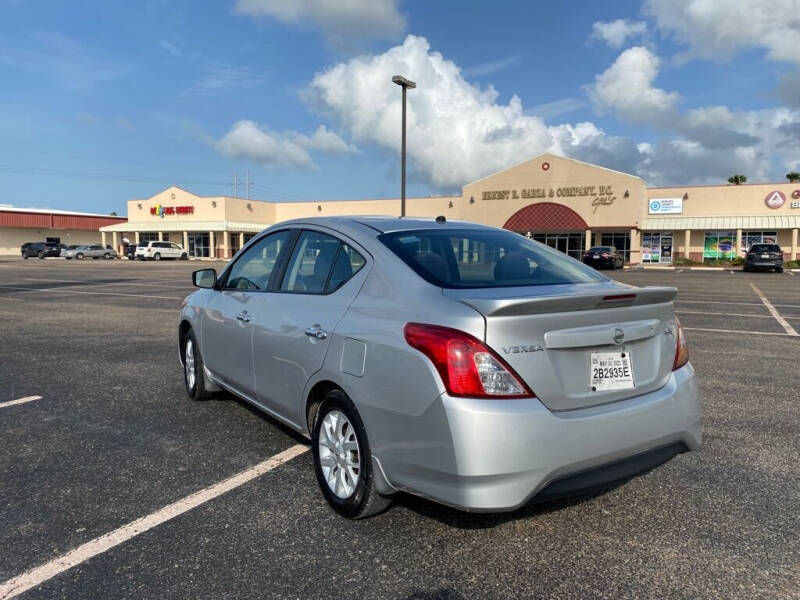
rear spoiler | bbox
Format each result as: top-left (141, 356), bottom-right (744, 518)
top-left (459, 287), bottom-right (677, 317)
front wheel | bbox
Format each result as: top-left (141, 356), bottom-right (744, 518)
top-left (182, 329), bottom-right (214, 400)
top-left (312, 390), bottom-right (393, 519)
top-left (38, 251), bottom-right (45, 259)
top-left (180, 253), bottom-right (188, 260)
top-left (777, 267), bottom-right (783, 273)
top-left (76, 253), bottom-right (84, 260)
top-left (154, 252), bottom-right (161, 261)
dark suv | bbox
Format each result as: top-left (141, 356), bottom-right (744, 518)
top-left (744, 244), bottom-right (784, 272)
top-left (21, 242), bottom-right (61, 259)
top-left (582, 246), bottom-right (624, 269)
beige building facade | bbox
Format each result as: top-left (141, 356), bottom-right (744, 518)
top-left (101, 154), bottom-right (800, 263)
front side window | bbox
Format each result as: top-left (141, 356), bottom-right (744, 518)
top-left (224, 230), bottom-right (291, 291)
top-left (380, 228), bottom-right (605, 288)
top-left (281, 231), bottom-right (342, 294)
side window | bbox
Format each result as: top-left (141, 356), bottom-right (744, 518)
top-left (325, 244), bottom-right (366, 293)
top-left (225, 230), bottom-right (290, 291)
top-left (280, 230), bottom-right (341, 294)
top-left (171, 243), bottom-right (181, 250)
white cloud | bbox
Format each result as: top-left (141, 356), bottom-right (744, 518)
top-left (188, 62), bottom-right (264, 96)
top-left (590, 19), bottom-right (648, 48)
top-left (234, 0), bottom-right (405, 44)
top-left (528, 97), bottom-right (589, 119)
top-left (0, 31), bottom-right (128, 91)
top-left (307, 35), bottom-right (558, 188)
top-left (645, 0), bottom-right (800, 65)
top-left (159, 39), bottom-right (182, 57)
top-left (462, 54), bottom-right (524, 77)
top-left (588, 46), bottom-right (679, 125)
top-left (215, 120), bottom-right (354, 169)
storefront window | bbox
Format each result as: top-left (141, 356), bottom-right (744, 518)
top-left (641, 232), bottom-right (673, 264)
top-left (139, 232), bottom-right (159, 243)
top-left (600, 232), bottom-right (631, 263)
top-left (530, 232), bottom-right (585, 260)
top-left (187, 233), bottom-right (210, 258)
top-left (742, 231), bottom-right (777, 251)
top-left (703, 231), bottom-right (736, 261)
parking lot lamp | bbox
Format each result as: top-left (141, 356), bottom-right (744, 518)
top-left (392, 75), bottom-right (416, 217)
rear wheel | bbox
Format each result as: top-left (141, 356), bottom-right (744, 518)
top-left (312, 390), bottom-right (393, 519)
top-left (103, 253), bottom-right (111, 259)
top-left (76, 253), bottom-right (84, 260)
top-left (38, 251), bottom-right (45, 259)
top-left (182, 329), bottom-right (214, 401)
top-left (23, 255), bottom-right (28, 259)
top-left (154, 252), bottom-right (161, 261)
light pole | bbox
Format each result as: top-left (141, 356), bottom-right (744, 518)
top-left (392, 75), bottom-right (415, 217)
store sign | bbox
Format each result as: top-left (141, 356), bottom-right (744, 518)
top-left (764, 191), bottom-right (785, 209)
top-left (150, 205), bottom-right (194, 218)
top-left (648, 197), bottom-right (683, 214)
top-left (482, 185), bottom-right (617, 213)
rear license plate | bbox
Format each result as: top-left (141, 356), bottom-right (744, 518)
top-left (590, 350), bottom-right (634, 391)
top-left (593, 254), bottom-right (600, 259)
top-left (761, 254), bottom-right (770, 258)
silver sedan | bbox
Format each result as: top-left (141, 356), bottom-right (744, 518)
top-left (179, 217), bottom-right (701, 519)
top-left (62, 244), bottom-right (117, 260)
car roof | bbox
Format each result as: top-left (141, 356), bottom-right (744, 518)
top-left (276, 215), bottom-right (490, 234)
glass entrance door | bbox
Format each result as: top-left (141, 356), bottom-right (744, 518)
top-left (531, 232), bottom-right (585, 260)
top-left (642, 232), bottom-right (673, 264)
top-left (187, 233), bottom-right (210, 258)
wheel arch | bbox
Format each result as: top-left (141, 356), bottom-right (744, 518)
top-left (305, 379), bottom-right (342, 435)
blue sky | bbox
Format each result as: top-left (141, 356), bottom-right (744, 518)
top-left (1, 0), bottom-right (798, 215)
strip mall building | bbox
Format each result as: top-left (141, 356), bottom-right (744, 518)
top-left (97, 153), bottom-right (800, 263)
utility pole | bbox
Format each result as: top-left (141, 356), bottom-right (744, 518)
top-left (246, 169), bottom-right (251, 200)
top-left (233, 173), bottom-right (239, 198)
top-left (392, 75), bottom-right (416, 217)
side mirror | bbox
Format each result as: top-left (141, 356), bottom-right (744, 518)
top-left (192, 268), bottom-right (217, 289)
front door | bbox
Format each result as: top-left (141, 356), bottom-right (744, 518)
top-left (200, 230), bottom-right (292, 397)
top-left (254, 229), bottom-right (369, 427)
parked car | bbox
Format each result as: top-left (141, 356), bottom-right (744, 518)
top-left (135, 241), bottom-right (189, 261)
top-left (21, 241), bottom-right (61, 259)
top-left (62, 244), bottom-right (117, 260)
top-left (582, 246), bottom-right (624, 269)
top-left (743, 243), bottom-right (784, 272)
top-left (178, 217), bottom-right (701, 519)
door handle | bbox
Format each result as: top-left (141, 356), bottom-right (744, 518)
top-left (304, 327), bottom-right (328, 340)
top-left (236, 312), bottom-right (250, 323)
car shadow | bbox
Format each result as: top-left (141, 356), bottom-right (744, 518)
top-left (392, 480), bottom-right (632, 530)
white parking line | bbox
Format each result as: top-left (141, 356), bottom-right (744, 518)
top-left (0, 286), bottom-right (183, 300)
top-left (674, 310), bottom-right (786, 319)
top-left (683, 327), bottom-right (797, 337)
top-left (0, 444), bottom-right (308, 600)
top-left (0, 396), bottom-right (42, 409)
top-left (749, 283), bottom-right (799, 336)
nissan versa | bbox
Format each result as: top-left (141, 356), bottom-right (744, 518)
top-left (178, 217), bottom-right (701, 519)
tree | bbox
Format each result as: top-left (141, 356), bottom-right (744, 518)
top-left (109, 211), bottom-right (118, 216)
top-left (787, 172), bottom-right (800, 182)
top-left (727, 174), bottom-right (747, 185)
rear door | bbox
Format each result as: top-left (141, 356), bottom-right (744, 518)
top-left (253, 228), bottom-right (369, 425)
top-left (201, 230), bottom-right (293, 398)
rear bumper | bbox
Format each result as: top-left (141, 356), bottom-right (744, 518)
top-left (381, 364), bottom-right (701, 512)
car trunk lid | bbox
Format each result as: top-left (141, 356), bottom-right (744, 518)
top-left (445, 283), bottom-right (678, 411)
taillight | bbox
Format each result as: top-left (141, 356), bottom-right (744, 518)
top-left (673, 317), bottom-right (689, 370)
top-left (403, 323), bottom-right (534, 398)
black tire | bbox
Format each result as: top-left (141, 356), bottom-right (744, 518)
top-left (777, 267), bottom-right (783, 273)
top-left (312, 390), bottom-right (393, 519)
top-left (180, 253), bottom-right (188, 260)
top-left (38, 251), bottom-right (45, 259)
top-left (154, 252), bottom-right (161, 261)
top-left (23, 255), bottom-right (28, 259)
top-left (103, 253), bottom-right (111, 259)
top-left (181, 329), bottom-right (214, 401)
top-left (66, 257), bottom-right (72, 260)
top-left (77, 253), bottom-right (84, 260)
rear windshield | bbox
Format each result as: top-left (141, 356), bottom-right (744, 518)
top-left (588, 247), bottom-right (612, 253)
top-left (379, 228), bottom-right (606, 288)
top-left (749, 244), bottom-right (780, 252)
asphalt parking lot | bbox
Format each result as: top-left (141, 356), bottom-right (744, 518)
top-left (1, 259), bottom-right (799, 599)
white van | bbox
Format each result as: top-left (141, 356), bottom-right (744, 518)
top-left (135, 241), bottom-right (188, 261)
